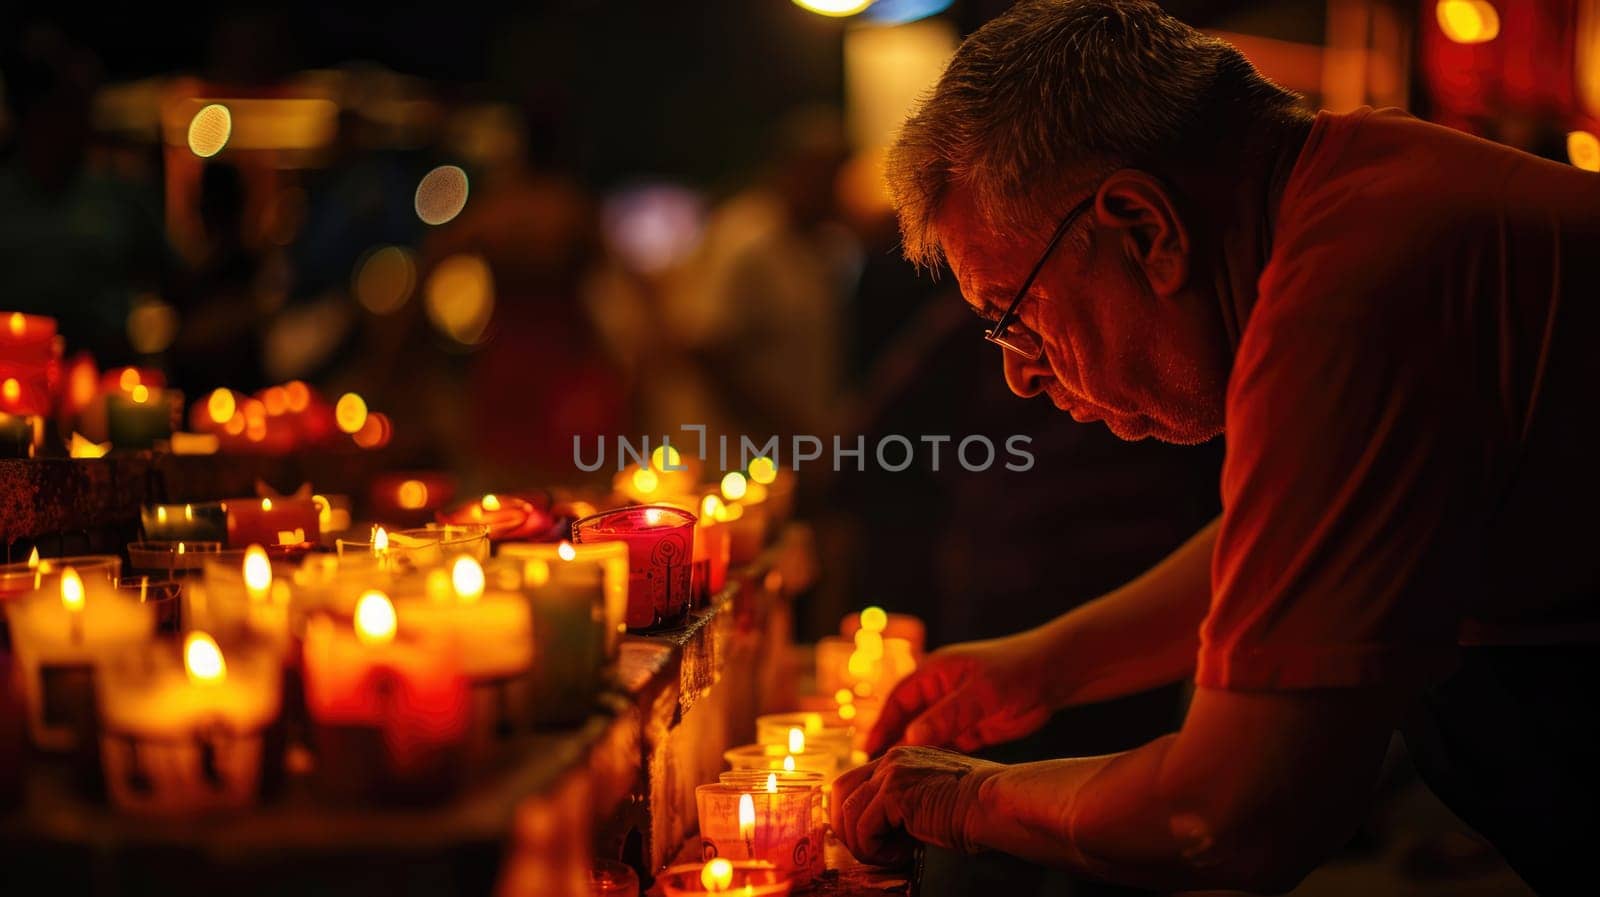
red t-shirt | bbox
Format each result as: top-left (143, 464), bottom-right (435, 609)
top-left (1198, 107), bottom-right (1600, 691)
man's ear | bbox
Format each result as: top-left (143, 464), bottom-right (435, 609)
top-left (1093, 170), bottom-right (1190, 297)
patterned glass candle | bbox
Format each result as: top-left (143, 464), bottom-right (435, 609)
top-left (571, 505), bottom-right (696, 630)
top-left (695, 781), bottom-right (817, 887)
top-left (98, 633), bottom-right (281, 815)
top-left (5, 565), bottom-right (153, 750)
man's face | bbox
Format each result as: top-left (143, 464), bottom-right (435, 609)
top-left (937, 188), bottom-right (1229, 444)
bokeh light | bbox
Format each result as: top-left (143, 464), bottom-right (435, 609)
top-left (415, 165), bottom-right (470, 225)
top-left (126, 297), bottom-right (179, 354)
top-left (1436, 0), bottom-right (1500, 44)
top-left (207, 388), bottom-right (237, 424)
top-left (187, 104), bottom-right (233, 157)
top-left (793, 0), bottom-right (873, 16)
top-left (397, 479), bottom-right (430, 510)
top-left (353, 246), bottom-right (418, 315)
top-left (352, 411), bottom-right (392, 449)
top-left (424, 254), bottom-right (495, 345)
top-left (1567, 131), bottom-right (1600, 172)
top-left (284, 381), bottom-right (311, 413)
top-left (335, 393), bottom-right (368, 434)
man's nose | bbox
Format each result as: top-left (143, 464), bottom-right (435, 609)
top-left (1002, 350), bottom-right (1050, 398)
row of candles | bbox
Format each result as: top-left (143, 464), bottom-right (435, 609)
top-left (0, 308), bottom-right (392, 457)
top-left (0, 448), bottom-right (794, 821)
top-left (624, 605), bottom-right (926, 895)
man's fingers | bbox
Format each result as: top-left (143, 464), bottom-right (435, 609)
top-left (902, 691), bottom-right (973, 748)
top-left (830, 760), bottom-right (878, 836)
top-left (866, 669), bottom-right (943, 755)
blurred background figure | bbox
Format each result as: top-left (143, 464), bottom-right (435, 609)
top-left (664, 107), bottom-right (857, 442)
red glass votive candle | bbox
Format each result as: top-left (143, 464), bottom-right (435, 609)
top-left (0, 312), bottom-right (60, 417)
top-left (571, 505), bottom-right (696, 630)
top-left (225, 497), bottom-right (321, 549)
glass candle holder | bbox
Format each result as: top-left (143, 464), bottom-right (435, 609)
top-left (437, 494), bottom-right (549, 543)
top-left (115, 577), bottom-right (184, 635)
top-left (841, 610), bottom-right (927, 657)
top-left (495, 554), bottom-right (606, 727)
top-left (0, 413), bottom-right (44, 458)
top-left (225, 497), bottom-right (320, 550)
top-left (141, 502), bottom-right (228, 543)
top-left (127, 541), bottom-right (221, 576)
top-left (98, 636), bottom-right (282, 815)
top-left (571, 505), bottom-right (696, 630)
top-left (756, 713), bottom-right (854, 766)
top-left (195, 553), bottom-right (297, 649)
top-left (718, 770), bottom-right (826, 881)
top-left (723, 743), bottom-right (839, 778)
top-left (695, 782), bottom-right (818, 887)
top-left (499, 540), bottom-right (627, 660)
top-left (106, 388), bottom-right (178, 450)
top-left (394, 524), bottom-right (491, 562)
top-left (588, 859), bottom-right (641, 897)
top-left (0, 555), bottom-right (121, 651)
top-left (5, 567), bottom-right (154, 750)
top-left (658, 861), bottom-right (791, 897)
top-left (391, 561), bottom-right (535, 746)
top-left (302, 604), bottom-right (470, 805)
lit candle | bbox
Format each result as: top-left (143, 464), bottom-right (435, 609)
top-left (393, 557), bottom-right (535, 742)
top-left (126, 540), bottom-right (222, 576)
top-left (716, 473), bottom-right (771, 565)
top-left (97, 632), bottom-right (282, 814)
top-left (840, 606), bottom-right (926, 656)
top-left (695, 781), bottom-right (817, 886)
top-left (490, 547), bottom-right (607, 726)
top-left (571, 505), bottom-right (696, 630)
top-left (746, 456), bottom-right (796, 527)
top-left (437, 493), bottom-right (548, 542)
top-left (0, 412), bottom-right (43, 458)
top-left (499, 539), bottom-right (628, 659)
top-left (5, 565), bottom-right (154, 750)
top-left (192, 546), bottom-right (295, 648)
top-left (301, 593), bottom-right (470, 803)
top-left (722, 743), bottom-right (839, 778)
top-left (718, 770), bottom-right (826, 882)
top-left (658, 493), bottom-right (733, 609)
top-left (657, 860), bottom-right (790, 897)
top-left (225, 496), bottom-right (321, 550)
top-left (105, 383), bottom-right (177, 450)
top-left (0, 311), bottom-right (59, 417)
top-left (142, 502), bottom-right (229, 543)
top-left (757, 713), bottom-right (853, 766)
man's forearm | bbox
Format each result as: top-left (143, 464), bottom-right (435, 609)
top-left (1032, 517), bottom-right (1218, 709)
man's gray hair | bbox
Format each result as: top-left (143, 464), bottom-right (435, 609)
top-left (887, 0), bottom-right (1302, 268)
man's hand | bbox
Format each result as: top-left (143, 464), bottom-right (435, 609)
top-left (866, 631), bottom-right (1058, 756)
top-left (831, 745), bottom-right (1003, 866)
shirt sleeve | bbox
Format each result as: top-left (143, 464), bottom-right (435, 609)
top-left (1198, 273), bottom-right (1484, 692)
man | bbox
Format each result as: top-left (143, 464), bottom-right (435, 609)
top-left (831, 1), bottom-right (1600, 893)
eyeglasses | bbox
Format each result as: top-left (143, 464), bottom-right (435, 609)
top-left (982, 194), bottom-right (1096, 360)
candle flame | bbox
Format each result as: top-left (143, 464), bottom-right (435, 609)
top-left (720, 471), bottom-right (748, 502)
top-left (2, 378), bottom-right (20, 404)
top-left (243, 545), bottom-right (272, 599)
top-left (834, 687), bottom-right (854, 706)
top-left (157, 506), bottom-right (168, 524)
top-left (765, 772), bottom-right (778, 793)
top-left (860, 605), bottom-right (888, 634)
top-left (788, 726), bottom-right (805, 754)
top-left (184, 631), bottom-right (226, 684)
top-left (373, 526), bottom-right (389, 553)
top-left (355, 590), bottom-right (398, 644)
top-left (452, 556), bottom-right (485, 602)
top-left (27, 547), bottom-right (39, 569)
top-left (738, 792), bottom-right (756, 842)
top-left (644, 507), bottom-right (663, 525)
top-left (748, 456), bottom-right (777, 485)
top-left (557, 540), bottom-right (577, 561)
top-left (701, 858), bottom-right (734, 892)
top-left (130, 384), bottom-right (150, 404)
top-left (185, 504), bottom-right (194, 520)
top-left (178, 542), bottom-right (186, 554)
top-left (783, 754), bottom-right (796, 772)
top-left (261, 497), bottom-right (272, 511)
top-left (631, 467), bottom-right (659, 494)
top-left (7, 312), bottom-right (23, 336)
top-left (481, 493), bottom-right (501, 511)
top-left (60, 567), bottom-right (85, 613)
